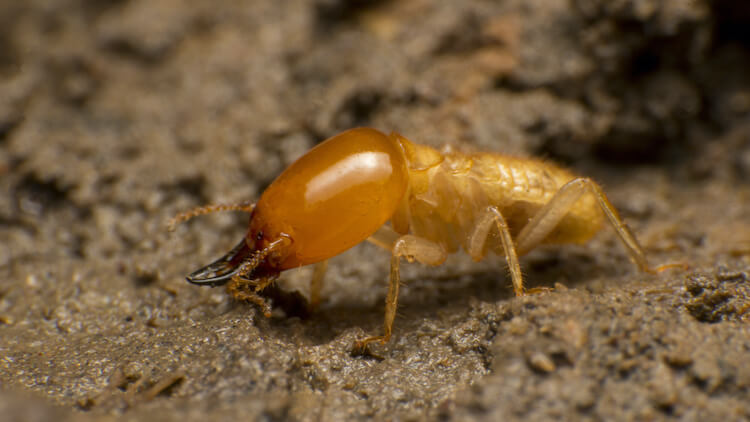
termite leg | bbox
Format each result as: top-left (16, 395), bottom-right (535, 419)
top-left (355, 231), bottom-right (446, 353)
top-left (515, 178), bottom-right (657, 272)
top-left (223, 256), bottom-right (278, 318)
top-left (167, 202), bottom-right (255, 231)
top-left (467, 206), bottom-right (525, 297)
top-left (309, 260), bottom-right (328, 310)
top-left (226, 277), bottom-right (272, 318)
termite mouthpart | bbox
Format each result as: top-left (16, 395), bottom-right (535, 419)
top-left (186, 238), bottom-right (248, 287)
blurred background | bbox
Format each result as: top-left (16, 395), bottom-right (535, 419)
top-left (0, 1), bottom-right (749, 420)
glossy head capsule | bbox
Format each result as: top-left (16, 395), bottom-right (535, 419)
top-left (186, 128), bottom-right (409, 285)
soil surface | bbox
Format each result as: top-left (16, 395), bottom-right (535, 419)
top-left (1, 1), bottom-right (749, 421)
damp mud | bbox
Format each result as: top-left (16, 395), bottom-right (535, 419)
top-left (1, 1), bottom-right (749, 420)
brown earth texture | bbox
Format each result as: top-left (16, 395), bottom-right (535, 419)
top-left (1, 0), bottom-right (750, 421)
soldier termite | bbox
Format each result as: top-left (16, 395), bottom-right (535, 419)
top-left (170, 128), bottom-right (679, 353)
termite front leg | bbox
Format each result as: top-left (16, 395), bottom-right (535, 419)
top-left (515, 178), bottom-right (654, 272)
top-left (225, 257), bottom-right (279, 318)
top-left (226, 276), bottom-right (273, 318)
top-left (354, 232), bottom-right (446, 354)
top-left (467, 206), bottom-right (525, 297)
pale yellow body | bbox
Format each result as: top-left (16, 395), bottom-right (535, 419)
top-left (391, 135), bottom-right (603, 257)
top-left (357, 132), bottom-right (655, 352)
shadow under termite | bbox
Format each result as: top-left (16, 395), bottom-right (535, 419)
top-left (239, 246), bottom-right (620, 348)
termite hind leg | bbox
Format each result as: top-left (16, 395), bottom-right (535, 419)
top-left (353, 234), bottom-right (446, 355)
top-left (467, 206), bottom-right (525, 297)
top-left (515, 178), bottom-right (658, 273)
top-left (309, 260), bottom-right (328, 311)
top-left (167, 202), bottom-right (256, 231)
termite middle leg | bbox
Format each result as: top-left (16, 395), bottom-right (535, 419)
top-left (355, 230), bottom-right (446, 351)
top-left (467, 206), bottom-right (525, 297)
top-left (515, 178), bottom-right (652, 272)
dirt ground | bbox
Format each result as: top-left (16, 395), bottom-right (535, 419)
top-left (1, 0), bottom-right (749, 421)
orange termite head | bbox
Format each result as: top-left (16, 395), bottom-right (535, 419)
top-left (186, 128), bottom-right (410, 287)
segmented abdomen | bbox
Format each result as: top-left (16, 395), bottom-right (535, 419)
top-left (470, 153), bottom-right (571, 205)
top-left (401, 147), bottom-right (603, 255)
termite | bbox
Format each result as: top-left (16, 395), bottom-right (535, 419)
top-left (170, 127), bottom-right (673, 352)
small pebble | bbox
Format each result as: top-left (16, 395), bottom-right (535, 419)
top-left (527, 352), bottom-right (555, 373)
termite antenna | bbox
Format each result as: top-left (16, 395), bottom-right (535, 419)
top-left (167, 202), bottom-right (256, 231)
